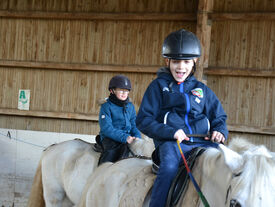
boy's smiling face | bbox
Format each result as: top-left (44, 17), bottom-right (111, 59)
top-left (165, 58), bottom-right (197, 82)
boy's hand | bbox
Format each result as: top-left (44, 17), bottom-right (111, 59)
top-left (126, 136), bottom-right (136, 144)
top-left (205, 131), bottom-right (225, 143)
top-left (174, 129), bottom-right (190, 143)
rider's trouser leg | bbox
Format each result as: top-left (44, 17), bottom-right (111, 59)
top-left (98, 138), bottom-right (129, 165)
top-left (149, 141), bottom-right (185, 207)
top-left (149, 141), bottom-right (219, 207)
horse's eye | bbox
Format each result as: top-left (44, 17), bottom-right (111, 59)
top-left (230, 199), bottom-right (242, 207)
top-left (233, 171), bottom-right (242, 177)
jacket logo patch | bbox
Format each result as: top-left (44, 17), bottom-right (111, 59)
top-left (162, 87), bottom-right (169, 92)
top-left (195, 97), bottom-right (201, 103)
top-left (191, 88), bottom-right (203, 98)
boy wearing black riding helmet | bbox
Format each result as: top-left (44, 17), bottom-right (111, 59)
top-left (136, 29), bottom-right (228, 207)
top-left (98, 75), bottom-right (141, 165)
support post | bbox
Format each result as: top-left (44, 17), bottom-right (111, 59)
top-left (196, 0), bottom-right (213, 83)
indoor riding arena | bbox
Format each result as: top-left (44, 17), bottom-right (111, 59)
top-left (0, 0), bottom-right (274, 206)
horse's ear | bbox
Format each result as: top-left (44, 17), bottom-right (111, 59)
top-left (219, 144), bottom-right (244, 174)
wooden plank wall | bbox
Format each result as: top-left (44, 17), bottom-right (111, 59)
top-left (0, 0), bottom-right (197, 134)
top-left (0, 0), bottom-right (274, 150)
top-left (206, 0), bottom-right (275, 150)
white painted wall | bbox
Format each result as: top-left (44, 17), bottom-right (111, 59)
top-left (0, 128), bottom-right (95, 207)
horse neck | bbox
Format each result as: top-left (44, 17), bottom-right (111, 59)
top-left (177, 155), bottom-right (204, 207)
top-left (181, 149), bottom-right (231, 207)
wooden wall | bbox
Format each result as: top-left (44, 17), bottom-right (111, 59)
top-left (206, 0), bottom-right (275, 150)
top-left (0, 0), bottom-right (197, 134)
top-left (0, 0), bottom-right (274, 150)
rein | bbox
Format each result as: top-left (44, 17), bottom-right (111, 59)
top-left (177, 140), bottom-right (210, 207)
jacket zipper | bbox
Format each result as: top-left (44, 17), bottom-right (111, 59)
top-left (180, 82), bottom-right (193, 142)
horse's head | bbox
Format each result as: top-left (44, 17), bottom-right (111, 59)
top-left (218, 138), bottom-right (275, 207)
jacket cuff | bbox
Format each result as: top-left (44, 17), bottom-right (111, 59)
top-left (121, 134), bottom-right (129, 143)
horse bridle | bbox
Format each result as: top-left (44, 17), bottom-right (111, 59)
top-left (225, 172), bottom-right (242, 207)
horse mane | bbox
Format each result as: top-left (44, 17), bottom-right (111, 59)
top-left (221, 138), bottom-right (275, 205)
top-left (227, 137), bottom-right (255, 154)
top-left (200, 137), bottom-right (274, 183)
top-left (232, 147), bottom-right (275, 204)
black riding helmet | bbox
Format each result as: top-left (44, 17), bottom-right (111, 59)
top-left (108, 75), bottom-right (132, 91)
top-left (162, 29), bottom-right (201, 60)
top-left (162, 29), bottom-right (201, 77)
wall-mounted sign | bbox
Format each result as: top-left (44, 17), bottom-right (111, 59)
top-left (18, 90), bottom-right (30, 110)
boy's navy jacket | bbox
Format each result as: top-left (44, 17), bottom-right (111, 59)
top-left (136, 67), bottom-right (228, 148)
top-left (99, 99), bottom-right (141, 143)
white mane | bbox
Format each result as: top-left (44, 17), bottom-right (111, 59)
top-left (201, 138), bottom-right (275, 206)
top-left (229, 139), bottom-right (275, 206)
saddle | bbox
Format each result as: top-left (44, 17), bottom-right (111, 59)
top-left (93, 135), bottom-right (103, 153)
top-left (151, 147), bottom-right (205, 207)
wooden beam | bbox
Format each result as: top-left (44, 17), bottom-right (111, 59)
top-left (0, 10), bottom-right (196, 21)
top-left (0, 108), bottom-right (98, 121)
top-left (10, 59), bottom-right (273, 79)
top-left (195, 0), bottom-right (214, 82)
top-left (0, 60), bottom-right (158, 74)
top-left (204, 67), bottom-right (275, 78)
top-left (3, 10), bottom-right (273, 22)
top-left (210, 12), bottom-right (275, 21)
top-left (228, 124), bottom-right (275, 135)
top-left (1, 108), bottom-right (274, 135)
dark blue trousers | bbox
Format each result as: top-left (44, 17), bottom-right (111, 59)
top-left (149, 141), bottom-right (218, 207)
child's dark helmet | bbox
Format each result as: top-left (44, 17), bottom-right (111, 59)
top-left (108, 75), bottom-right (132, 90)
top-left (162, 29), bottom-right (201, 60)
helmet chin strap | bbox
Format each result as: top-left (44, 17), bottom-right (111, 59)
top-left (110, 89), bottom-right (115, 94)
top-left (168, 58), bottom-right (171, 69)
top-left (189, 59), bottom-right (196, 77)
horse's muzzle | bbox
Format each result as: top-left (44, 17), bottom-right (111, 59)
top-left (230, 199), bottom-right (241, 207)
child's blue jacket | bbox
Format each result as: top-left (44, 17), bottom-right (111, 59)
top-left (136, 67), bottom-right (228, 148)
top-left (99, 99), bottom-right (141, 143)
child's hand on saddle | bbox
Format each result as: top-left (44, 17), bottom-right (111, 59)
top-left (204, 131), bottom-right (225, 143)
top-left (126, 136), bottom-right (136, 144)
top-left (174, 129), bottom-right (190, 143)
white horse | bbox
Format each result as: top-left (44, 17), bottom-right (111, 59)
top-left (27, 136), bottom-right (154, 207)
top-left (77, 138), bottom-right (275, 207)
